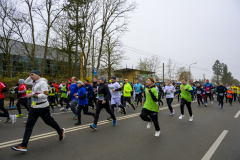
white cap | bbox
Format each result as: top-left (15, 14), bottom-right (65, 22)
top-left (77, 81), bottom-right (84, 85)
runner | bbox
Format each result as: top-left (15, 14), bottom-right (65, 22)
top-left (175, 83), bottom-right (180, 102)
top-left (48, 82), bottom-right (56, 112)
top-left (204, 79), bottom-right (213, 106)
top-left (52, 80), bottom-right (60, 105)
top-left (134, 80), bottom-right (143, 107)
top-left (74, 81), bottom-right (95, 125)
top-left (123, 79), bottom-right (136, 110)
top-left (59, 81), bottom-right (68, 111)
top-left (226, 88), bottom-right (234, 106)
top-left (0, 82), bottom-right (16, 124)
top-left (84, 80), bottom-right (94, 110)
top-left (191, 84), bottom-right (196, 101)
top-left (157, 83), bottom-right (164, 106)
top-left (196, 83), bottom-right (204, 107)
top-left (216, 82), bottom-right (227, 109)
top-left (12, 70), bottom-right (65, 152)
top-left (164, 80), bottom-right (176, 115)
top-left (202, 86), bottom-right (206, 104)
top-left (108, 76), bottom-right (126, 120)
top-left (177, 78), bottom-right (194, 121)
top-left (68, 77), bottom-right (79, 119)
top-left (90, 76), bottom-right (117, 130)
top-left (92, 78), bottom-right (98, 109)
top-left (140, 77), bottom-right (160, 137)
top-left (231, 84), bottom-right (237, 102)
top-left (9, 86), bottom-right (16, 109)
top-left (16, 79), bottom-right (29, 117)
top-left (237, 85), bottom-right (240, 103)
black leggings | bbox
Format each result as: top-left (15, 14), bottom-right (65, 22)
top-left (94, 100), bottom-right (116, 125)
top-left (166, 98), bottom-right (173, 112)
top-left (140, 108), bottom-right (160, 131)
top-left (0, 99), bottom-right (9, 118)
top-left (219, 96), bottom-right (224, 107)
top-left (158, 94), bottom-right (163, 103)
top-left (135, 94), bottom-right (142, 105)
top-left (205, 93), bottom-right (212, 103)
top-left (77, 105), bottom-right (95, 123)
top-left (59, 97), bottom-right (67, 107)
top-left (180, 98), bottom-right (192, 116)
top-left (228, 98), bottom-right (233, 105)
top-left (16, 97), bottom-right (29, 114)
top-left (9, 98), bottom-right (14, 107)
top-left (123, 97), bottom-right (134, 108)
top-left (197, 95), bottom-right (203, 105)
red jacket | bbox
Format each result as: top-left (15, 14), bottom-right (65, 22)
top-left (0, 82), bottom-right (6, 99)
top-left (19, 84), bottom-right (27, 97)
top-left (67, 83), bottom-right (71, 91)
top-left (53, 83), bottom-right (59, 92)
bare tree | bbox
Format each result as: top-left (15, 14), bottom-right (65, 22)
top-left (96, 0), bottom-right (137, 70)
top-left (0, 0), bottom-right (19, 77)
top-left (136, 56), bottom-right (161, 73)
top-left (166, 58), bottom-right (177, 80)
top-left (100, 34), bottom-right (126, 80)
top-left (35, 0), bottom-right (64, 75)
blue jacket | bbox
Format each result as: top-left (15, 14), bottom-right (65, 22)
top-left (78, 86), bottom-right (88, 105)
top-left (70, 83), bottom-right (78, 101)
top-left (134, 83), bottom-right (143, 93)
top-left (84, 84), bottom-right (93, 98)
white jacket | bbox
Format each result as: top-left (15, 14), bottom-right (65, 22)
top-left (25, 76), bottom-right (49, 108)
top-left (164, 85), bottom-right (176, 98)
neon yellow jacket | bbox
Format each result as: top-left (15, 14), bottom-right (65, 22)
top-left (123, 83), bottom-right (132, 97)
top-left (231, 86), bottom-right (237, 93)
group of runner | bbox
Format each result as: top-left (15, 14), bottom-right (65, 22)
top-left (0, 70), bottom-right (238, 152)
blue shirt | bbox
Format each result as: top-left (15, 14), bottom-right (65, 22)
top-left (78, 86), bottom-right (88, 105)
top-left (84, 84), bottom-right (93, 98)
top-left (70, 83), bottom-right (78, 101)
top-left (134, 83), bottom-right (143, 93)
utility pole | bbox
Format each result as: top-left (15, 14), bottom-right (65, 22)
top-left (126, 64), bottom-right (127, 79)
top-left (189, 65), bottom-right (190, 84)
top-left (163, 63), bottom-right (164, 85)
top-left (92, 35), bottom-right (94, 82)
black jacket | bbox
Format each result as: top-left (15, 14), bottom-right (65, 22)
top-left (217, 86), bottom-right (227, 94)
top-left (196, 86), bottom-right (203, 94)
top-left (97, 83), bottom-right (111, 101)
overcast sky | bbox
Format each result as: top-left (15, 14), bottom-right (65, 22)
top-left (121, 0), bottom-right (240, 81)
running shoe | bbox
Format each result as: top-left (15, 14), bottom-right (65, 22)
top-left (75, 122), bottom-right (81, 125)
top-left (59, 128), bottom-right (65, 141)
top-left (218, 103), bottom-right (220, 106)
top-left (23, 121), bottom-right (27, 124)
top-left (113, 118), bottom-right (117, 126)
top-left (147, 122), bottom-right (152, 129)
top-left (12, 145), bottom-right (27, 152)
top-left (155, 131), bottom-right (161, 137)
top-left (123, 107), bottom-right (127, 115)
top-left (189, 116), bottom-right (193, 122)
top-left (132, 104), bottom-right (136, 110)
top-left (169, 112), bottom-right (173, 116)
top-left (68, 108), bottom-right (71, 111)
top-left (16, 114), bottom-right (23, 118)
top-left (11, 115), bottom-right (17, 124)
top-left (90, 124), bottom-right (97, 130)
top-left (221, 107), bottom-right (223, 109)
top-left (179, 115), bottom-right (185, 119)
top-left (107, 116), bottom-right (113, 121)
top-left (205, 103), bottom-right (208, 107)
top-left (73, 116), bottom-right (78, 120)
top-left (5, 118), bottom-right (11, 123)
top-left (64, 109), bottom-right (68, 113)
top-left (60, 107), bottom-right (64, 111)
top-left (172, 110), bottom-right (175, 115)
top-left (211, 101), bottom-right (213, 104)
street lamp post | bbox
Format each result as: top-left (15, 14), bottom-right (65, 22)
top-left (189, 62), bottom-right (197, 83)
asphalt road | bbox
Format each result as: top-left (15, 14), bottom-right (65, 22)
top-left (0, 98), bottom-right (240, 160)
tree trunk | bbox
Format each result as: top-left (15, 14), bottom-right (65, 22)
top-left (73, 3), bottom-right (79, 78)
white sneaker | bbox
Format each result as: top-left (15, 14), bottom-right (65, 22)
top-left (179, 115), bottom-right (185, 119)
top-left (11, 115), bottom-right (17, 124)
top-left (211, 101), bottom-right (213, 104)
top-left (58, 104), bottom-right (61, 107)
top-left (189, 115), bottom-right (193, 122)
top-left (68, 108), bottom-right (71, 111)
top-left (172, 110), bottom-right (175, 115)
top-left (147, 122), bottom-right (151, 129)
top-left (155, 131), bottom-right (161, 137)
top-left (60, 107), bottom-right (64, 111)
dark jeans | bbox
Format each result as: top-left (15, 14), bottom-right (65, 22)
top-left (77, 105), bottom-right (94, 123)
top-left (48, 96), bottom-right (55, 109)
top-left (0, 99), bottom-right (9, 118)
top-left (135, 94), bottom-right (142, 105)
top-left (88, 97), bottom-right (94, 108)
top-left (16, 97), bottom-right (29, 114)
top-left (55, 93), bottom-right (59, 103)
top-left (197, 95), bottom-right (203, 105)
top-left (60, 97), bottom-right (67, 107)
top-left (140, 108), bottom-right (160, 131)
top-left (66, 95), bottom-right (71, 109)
top-left (180, 98), bottom-right (192, 116)
top-left (233, 93), bottom-right (237, 102)
top-left (123, 97), bottom-right (134, 108)
top-left (219, 96), bottom-right (224, 107)
top-left (21, 106), bottom-right (62, 147)
top-left (205, 93), bottom-right (212, 103)
top-left (94, 100), bottom-right (116, 125)
top-left (166, 98), bottom-right (173, 112)
top-left (9, 98), bottom-right (14, 107)
top-left (229, 98), bottom-right (233, 105)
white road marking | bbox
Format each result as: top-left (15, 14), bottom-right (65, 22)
top-left (0, 101), bottom-right (196, 149)
top-left (234, 110), bottom-right (240, 118)
top-left (201, 130), bottom-right (228, 160)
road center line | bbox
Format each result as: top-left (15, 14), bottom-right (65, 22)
top-left (201, 130), bottom-right (228, 160)
top-left (234, 110), bottom-right (240, 118)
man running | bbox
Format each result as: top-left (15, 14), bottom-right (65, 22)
top-left (108, 76), bottom-right (126, 120)
top-left (134, 80), bottom-right (143, 107)
top-left (204, 79), bottom-right (213, 106)
top-left (52, 80), bottom-right (60, 105)
top-left (12, 70), bottom-right (65, 152)
top-left (164, 80), bottom-right (176, 115)
top-left (175, 84), bottom-right (180, 102)
top-left (74, 81), bottom-right (95, 125)
top-left (123, 79), bottom-right (136, 110)
top-left (196, 83), bottom-right (204, 107)
top-left (16, 79), bottom-right (29, 117)
top-left (84, 80), bottom-right (94, 109)
top-left (231, 84), bottom-right (237, 102)
top-left (69, 77), bottom-right (78, 119)
top-left (0, 82), bottom-right (16, 124)
top-left (92, 78), bottom-right (98, 109)
top-left (90, 76), bottom-right (117, 130)
top-left (59, 81), bottom-right (68, 111)
top-left (140, 77), bottom-right (160, 137)
top-left (177, 79), bottom-right (194, 122)
top-left (216, 82), bottom-right (227, 109)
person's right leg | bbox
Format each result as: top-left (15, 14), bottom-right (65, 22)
top-left (77, 105), bottom-right (83, 123)
top-left (148, 110), bottom-right (160, 131)
top-left (70, 100), bottom-right (78, 115)
top-left (0, 99), bottom-right (9, 116)
top-left (166, 98), bottom-right (173, 112)
top-left (180, 98), bottom-right (185, 116)
top-left (140, 108), bottom-right (151, 122)
top-left (104, 101), bottom-right (116, 121)
top-left (83, 104), bottom-right (95, 116)
top-left (197, 95), bottom-right (200, 105)
top-left (60, 97), bottom-right (63, 107)
top-left (126, 97), bottom-right (135, 110)
top-left (22, 98), bottom-right (29, 112)
top-left (186, 101), bottom-right (193, 116)
top-left (94, 101), bottom-right (102, 125)
top-left (16, 99), bottom-right (22, 115)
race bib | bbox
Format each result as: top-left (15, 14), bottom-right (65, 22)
top-left (197, 91), bottom-right (201, 94)
top-left (166, 92), bottom-right (171, 95)
top-left (227, 93), bottom-right (232, 96)
top-left (219, 93), bottom-right (223, 96)
top-left (135, 92), bottom-right (139, 94)
top-left (97, 94), bottom-right (104, 100)
top-left (120, 92), bottom-right (123, 95)
top-left (206, 91), bottom-right (210, 93)
top-left (108, 87), bottom-right (114, 90)
top-left (31, 97), bottom-right (38, 107)
top-left (11, 91), bottom-right (15, 94)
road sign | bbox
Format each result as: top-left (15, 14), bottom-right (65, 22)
top-left (94, 68), bottom-right (97, 75)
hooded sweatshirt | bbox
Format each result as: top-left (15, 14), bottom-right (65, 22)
top-left (18, 79), bottom-right (27, 98)
top-left (164, 85), bottom-right (176, 98)
top-left (25, 76), bottom-right (50, 108)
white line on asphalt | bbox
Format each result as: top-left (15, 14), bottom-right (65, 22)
top-left (201, 130), bottom-right (228, 160)
top-left (234, 110), bottom-right (240, 118)
top-left (0, 101), bottom-right (196, 149)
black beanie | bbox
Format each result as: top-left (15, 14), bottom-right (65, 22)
top-left (30, 70), bottom-right (41, 76)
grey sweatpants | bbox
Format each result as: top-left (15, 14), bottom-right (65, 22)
top-left (70, 99), bottom-right (78, 114)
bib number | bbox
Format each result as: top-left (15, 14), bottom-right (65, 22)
top-left (206, 91), bottom-right (210, 93)
top-left (197, 91), bottom-right (201, 94)
top-left (97, 94), bottom-right (104, 101)
top-left (219, 93), bottom-right (223, 96)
